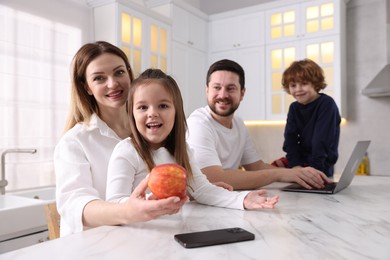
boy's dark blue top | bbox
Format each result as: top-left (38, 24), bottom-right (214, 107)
top-left (283, 93), bottom-right (341, 177)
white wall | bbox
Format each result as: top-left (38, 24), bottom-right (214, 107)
top-left (248, 0), bottom-right (390, 175)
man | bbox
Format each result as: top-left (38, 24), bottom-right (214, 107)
top-left (186, 59), bottom-right (332, 190)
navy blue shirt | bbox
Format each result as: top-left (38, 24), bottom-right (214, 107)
top-left (283, 93), bottom-right (341, 177)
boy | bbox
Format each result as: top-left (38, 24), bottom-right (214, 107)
top-left (275, 59), bottom-right (341, 177)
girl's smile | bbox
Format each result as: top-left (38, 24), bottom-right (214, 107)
top-left (133, 83), bottom-right (175, 150)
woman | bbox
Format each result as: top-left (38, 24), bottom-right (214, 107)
top-left (54, 41), bottom-right (186, 237)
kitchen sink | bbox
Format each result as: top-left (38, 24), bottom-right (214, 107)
top-left (0, 187), bottom-right (56, 253)
top-left (8, 186), bottom-right (56, 202)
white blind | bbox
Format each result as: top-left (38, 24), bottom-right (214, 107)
top-left (0, 4), bottom-right (81, 190)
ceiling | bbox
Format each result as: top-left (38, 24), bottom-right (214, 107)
top-left (182, 0), bottom-right (277, 15)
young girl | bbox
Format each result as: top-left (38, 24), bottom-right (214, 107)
top-left (106, 69), bottom-right (279, 211)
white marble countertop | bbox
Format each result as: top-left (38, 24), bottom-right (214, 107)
top-left (2, 176), bottom-right (390, 260)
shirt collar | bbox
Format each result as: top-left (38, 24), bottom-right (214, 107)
top-left (86, 113), bottom-right (121, 140)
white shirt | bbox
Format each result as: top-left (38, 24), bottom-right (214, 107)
top-left (186, 106), bottom-right (260, 170)
top-left (106, 138), bottom-right (249, 210)
top-left (54, 114), bottom-right (122, 237)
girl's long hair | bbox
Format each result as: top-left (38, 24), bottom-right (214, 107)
top-left (64, 41), bottom-right (134, 131)
top-left (128, 69), bottom-right (193, 180)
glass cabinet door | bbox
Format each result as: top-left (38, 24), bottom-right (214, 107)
top-left (120, 11), bottom-right (143, 77)
top-left (266, 43), bottom-right (297, 119)
top-left (266, 0), bottom-right (338, 44)
top-left (302, 0), bottom-right (338, 37)
top-left (150, 23), bottom-right (168, 73)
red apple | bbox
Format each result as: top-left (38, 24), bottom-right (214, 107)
top-left (148, 163), bottom-right (187, 199)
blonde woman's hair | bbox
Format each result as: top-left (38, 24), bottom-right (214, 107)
top-left (64, 41), bottom-right (134, 131)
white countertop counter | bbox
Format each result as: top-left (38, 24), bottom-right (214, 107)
top-left (2, 176), bottom-right (390, 259)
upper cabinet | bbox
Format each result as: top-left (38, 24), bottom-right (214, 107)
top-left (210, 13), bottom-right (265, 53)
top-left (92, 1), bottom-right (170, 77)
top-left (172, 5), bottom-right (207, 52)
top-left (266, 0), bottom-right (340, 44)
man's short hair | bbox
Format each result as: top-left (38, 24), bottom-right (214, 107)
top-left (206, 59), bottom-right (245, 90)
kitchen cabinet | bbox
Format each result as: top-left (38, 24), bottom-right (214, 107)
top-left (92, 1), bottom-right (170, 77)
top-left (171, 5), bottom-right (207, 52)
top-left (170, 3), bottom-right (208, 116)
top-left (149, 20), bottom-right (169, 73)
top-left (265, 0), bottom-right (346, 119)
top-left (209, 11), bottom-right (266, 120)
top-left (265, 0), bottom-right (341, 45)
top-left (0, 230), bottom-right (49, 253)
top-left (171, 41), bottom-right (207, 116)
top-left (210, 12), bottom-right (265, 52)
top-left (209, 46), bottom-right (266, 120)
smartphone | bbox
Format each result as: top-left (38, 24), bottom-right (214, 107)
top-left (174, 227), bottom-right (255, 248)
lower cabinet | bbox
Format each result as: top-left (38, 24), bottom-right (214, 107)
top-left (0, 229), bottom-right (49, 254)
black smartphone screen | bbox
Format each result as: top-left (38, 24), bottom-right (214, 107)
top-left (174, 227), bottom-right (255, 248)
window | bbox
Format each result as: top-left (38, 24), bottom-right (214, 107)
top-left (0, 4), bottom-right (81, 190)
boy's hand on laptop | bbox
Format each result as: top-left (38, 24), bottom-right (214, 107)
top-left (280, 167), bottom-right (332, 189)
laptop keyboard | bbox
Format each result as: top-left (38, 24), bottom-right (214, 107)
top-left (319, 182), bottom-right (337, 191)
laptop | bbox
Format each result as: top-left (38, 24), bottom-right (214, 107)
top-left (281, 140), bottom-right (371, 194)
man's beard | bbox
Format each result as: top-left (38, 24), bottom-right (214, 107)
top-left (208, 98), bottom-right (239, 117)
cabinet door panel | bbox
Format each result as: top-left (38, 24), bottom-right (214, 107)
top-left (172, 42), bottom-right (207, 116)
top-left (237, 14), bottom-right (265, 48)
top-left (266, 42), bottom-right (299, 120)
top-left (172, 5), bottom-right (207, 51)
top-left (172, 5), bottom-right (189, 45)
top-left (210, 18), bottom-right (236, 52)
top-left (236, 47), bottom-right (266, 120)
top-left (187, 48), bottom-right (207, 115)
top-left (171, 42), bottom-right (188, 103)
top-left (301, 0), bottom-right (340, 38)
top-left (189, 13), bottom-right (208, 51)
top-left (210, 12), bottom-right (264, 52)
top-left (265, 4), bottom-right (300, 44)
top-left (209, 47), bottom-right (265, 121)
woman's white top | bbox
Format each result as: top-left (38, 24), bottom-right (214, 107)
top-left (54, 114), bottom-right (122, 237)
top-left (106, 138), bottom-right (249, 210)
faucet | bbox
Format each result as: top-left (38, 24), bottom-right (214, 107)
top-left (1, 148), bottom-right (37, 195)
